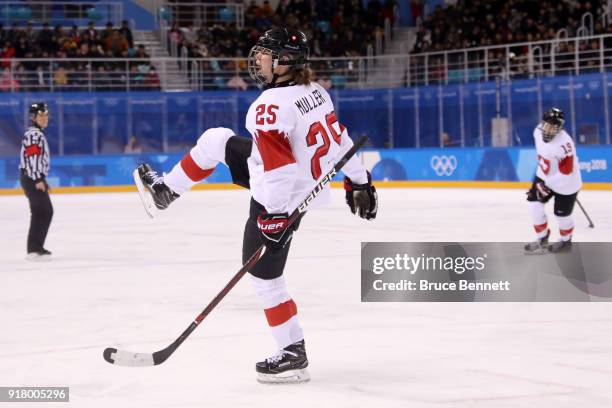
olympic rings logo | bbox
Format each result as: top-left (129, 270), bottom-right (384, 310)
top-left (430, 155), bottom-right (458, 176)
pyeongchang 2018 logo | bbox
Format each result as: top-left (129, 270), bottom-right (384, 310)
top-left (430, 155), bottom-right (457, 176)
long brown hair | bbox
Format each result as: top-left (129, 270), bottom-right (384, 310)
top-left (294, 67), bottom-right (315, 85)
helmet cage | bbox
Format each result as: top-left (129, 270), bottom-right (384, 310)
top-left (541, 122), bottom-right (561, 142)
top-left (248, 45), bottom-right (279, 87)
top-left (541, 108), bottom-right (564, 142)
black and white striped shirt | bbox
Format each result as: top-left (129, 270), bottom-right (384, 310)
top-left (19, 126), bottom-right (50, 181)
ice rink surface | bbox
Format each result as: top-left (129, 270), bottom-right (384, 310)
top-left (1, 187), bottom-right (612, 408)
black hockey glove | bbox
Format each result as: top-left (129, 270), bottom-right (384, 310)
top-left (257, 212), bottom-right (293, 251)
top-left (526, 180), bottom-right (552, 203)
top-left (344, 171), bottom-right (378, 220)
top-left (529, 181), bottom-right (552, 203)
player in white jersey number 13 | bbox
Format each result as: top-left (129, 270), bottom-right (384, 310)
top-left (135, 28), bottom-right (378, 383)
top-left (524, 107), bottom-right (582, 254)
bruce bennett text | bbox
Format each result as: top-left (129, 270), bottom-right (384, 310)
top-left (372, 279), bottom-right (511, 292)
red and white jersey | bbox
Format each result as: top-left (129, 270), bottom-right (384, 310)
top-left (533, 125), bottom-right (582, 195)
top-left (245, 82), bottom-right (368, 214)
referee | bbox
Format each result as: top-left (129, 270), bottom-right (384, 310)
top-left (20, 102), bottom-right (53, 261)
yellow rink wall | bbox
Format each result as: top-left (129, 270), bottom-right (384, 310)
top-left (1, 181), bottom-right (611, 196)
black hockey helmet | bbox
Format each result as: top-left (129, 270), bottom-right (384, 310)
top-left (28, 102), bottom-right (49, 121)
top-left (541, 107), bottom-right (564, 142)
top-left (248, 27), bottom-right (310, 88)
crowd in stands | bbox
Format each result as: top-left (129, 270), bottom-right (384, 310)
top-left (410, 0), bottom-right (612, 84)
top-left (166, 0), bottom-right (397, 89)
top-left (0, 20), bottom-right (159, 91)
top-left (413, 0), bottom-right (608, 53)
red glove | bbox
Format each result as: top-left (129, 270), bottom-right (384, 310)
top-left (257, 212), bottom-right (293, 251)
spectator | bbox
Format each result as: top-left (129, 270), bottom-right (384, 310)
top-left (100, 22), bottom-right (115, 43)
top-left (381, 0), bottom-right (396, 26)
top-left (84, 21), bottom-right (98, 42)
top-left (276, 0), bottom-right (290, 18)
top-left (580, 39), bottom-right (600, 73)
top-left (410, 0), bottom-right (424, 26)
top-left (1, 41), bottom-right (15, 68)
top-left (94, 65), bottom-right (111, 90)
top-left (245, 1), bottom-right (260, 27)
top-left (227, 74), bottom-right (248, 90)
top-left (169, 22), bottom-right (183, 45)
top-left (15, 36), bottom-right (28, 58)
top-left (261, 0), bottom-right (273, 17)
top-left (119, 20), bottom-right (134, 48)
top-left (37, 23), bottom-right (54, 52)
top-left (316, 76), bottom-right (332, 89)
top-left (34, 66), bottom-right (48, 91)
top-left (132, 44), bottom-right (150, 69)
top-left (105, 31), bottom-right (129, 57)
top-left (7, 23), bottom-right (20, 45)
top-left (128, 65), bottom-right (144, 89)
top-left (144, 66), bottom-right (160, 90)
top-left (0, 68), bottom-right (19, 91)
top-left (182, 24), bottom-right (197, 44)
top-left (124, 136), bottom-right (142, 154)
top-left (14, 64), bottom-right (32, 91)
top-left (53, 66), bottom-right (68, 91)
top-left (24, 21), bottom-right (37, 44)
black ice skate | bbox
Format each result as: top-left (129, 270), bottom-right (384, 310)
top-left (256, 340), bottom-right (310, 384)
top-left (26, 248), bottom-right (52, 261)
top-left (547, 239), bottom-right (572, 253)
top-left (133, 163), bottom-right (179, 218)
top-left (524, 230), bottom-right (550, 255)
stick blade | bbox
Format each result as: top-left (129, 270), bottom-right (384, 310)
top-left (103, 347), bottom-right (155, 367)
top-left (133, 169), bottom-right (155, 219)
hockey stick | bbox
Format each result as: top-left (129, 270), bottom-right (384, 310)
top-left (103, 135), bottom-right (369, 367)
top-left (576, 198), bottom-right (595, 228)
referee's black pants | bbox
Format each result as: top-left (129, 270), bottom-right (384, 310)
top-left (20, 173), bottom-right (53, 253)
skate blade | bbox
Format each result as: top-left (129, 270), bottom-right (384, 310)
top-left (524, 245), bottom-right (550, 255)
top-left (257, 368), bottom-right (310, 384)
top-left (524, 249), bottom-right (548, 255)
top-left (547, 245), bottom-right (573, 254)
top-left (133, 169), bottom-right (155, 219)
top-left (25, 254), bottom-right (52, 262)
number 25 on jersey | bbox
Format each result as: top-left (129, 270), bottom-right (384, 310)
top-left (255, 104), bottom-right (278, 125)
top-left (306, 111), bottom-right (345, 179)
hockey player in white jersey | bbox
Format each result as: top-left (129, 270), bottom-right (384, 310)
top-left (134, 28), bottom-right (378, 382)
top-left (525, 108), bottom-right (582, 254)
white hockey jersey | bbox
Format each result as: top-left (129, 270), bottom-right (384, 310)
top-left (533, 125), bottom-right (582, 195)
top-left (245, 82), bottom-right (368, 214)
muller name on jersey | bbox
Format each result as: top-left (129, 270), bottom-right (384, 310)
top-left (295, 89), bottom-right (327, 115)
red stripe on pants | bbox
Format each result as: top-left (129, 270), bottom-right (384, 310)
top-left (180, 153), bottom-right (214, 181)
top-left (560, 227), bottom-right (574, 236)
top-left (264, 299), bottom-right (297, 327)
top-left (534, 223), bottom-right (548, 233)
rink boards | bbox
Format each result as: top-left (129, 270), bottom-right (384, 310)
top-left (0, 146), bottom-right (611, 193)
